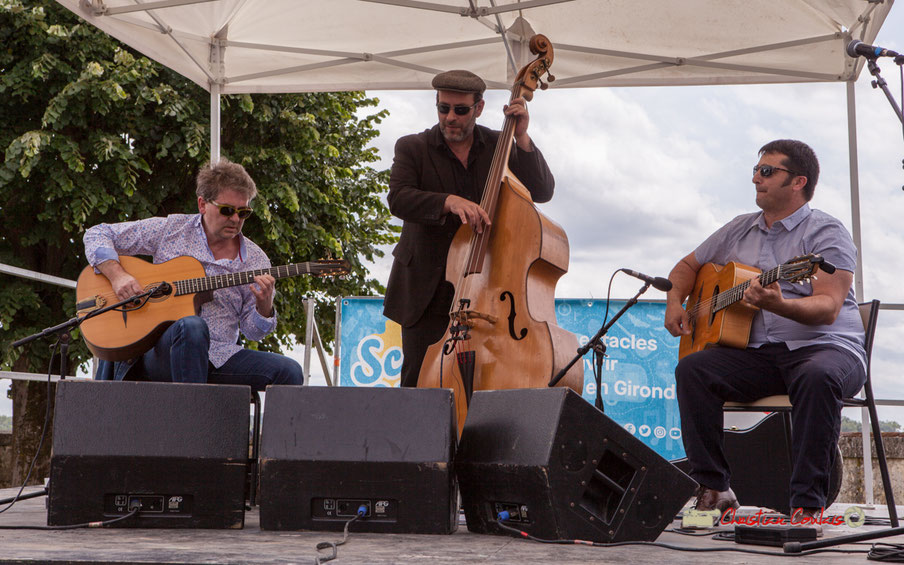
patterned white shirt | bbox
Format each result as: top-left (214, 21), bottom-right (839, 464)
top-left (84, 214), bottom-right (277, 367)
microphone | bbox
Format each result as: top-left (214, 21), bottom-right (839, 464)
top-left (621, 269), bottom-right (673, 292)
top-left (846, 39), bottom-right (900, 59)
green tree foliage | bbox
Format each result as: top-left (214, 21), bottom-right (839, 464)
top-left (841, 415), bottom-right (902, 434)
top-left (0, 0), bottom-right (396, 374)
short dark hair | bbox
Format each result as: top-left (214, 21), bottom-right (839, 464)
top-left (196, 158), bottom-right (257, 202)
top-left (759, 139), bottom-right (819, 201)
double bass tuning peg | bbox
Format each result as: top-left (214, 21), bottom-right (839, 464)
top-left (538, 74), bottom-right (555, 90)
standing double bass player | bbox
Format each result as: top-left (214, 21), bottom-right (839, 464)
top-left (383, 69), bottom-right (555, 390)
top-left (387, 37), bottom-right (584, 433)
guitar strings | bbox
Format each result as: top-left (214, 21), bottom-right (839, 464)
top-left (685, 264), bottom-right (786, 319)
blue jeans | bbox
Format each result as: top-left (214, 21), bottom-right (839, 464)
top-left (98, 316), bottom-right (304, 391)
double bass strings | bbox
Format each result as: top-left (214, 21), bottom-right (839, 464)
top-left (451, 85), bottom-right (522, 318)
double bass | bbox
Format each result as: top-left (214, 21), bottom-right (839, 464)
top-left (417, 35), bottom-right (584, 434)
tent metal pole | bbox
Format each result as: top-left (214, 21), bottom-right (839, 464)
top-left (847, 81), bottom-right (864, 302)
top-left (847, 79), bottom-right (874, 506)
top-left (210, 82), bottom-right (221, 163)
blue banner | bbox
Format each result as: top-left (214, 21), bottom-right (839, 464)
top-left (337, 297), bottom-right (685, 460)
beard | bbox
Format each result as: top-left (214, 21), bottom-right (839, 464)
top-left (439, 116), bottom-right (477, 143)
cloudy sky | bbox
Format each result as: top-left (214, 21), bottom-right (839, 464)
top-left (3, 5), bottom-right (904, 425)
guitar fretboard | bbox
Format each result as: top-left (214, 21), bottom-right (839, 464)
top-left (173, 262), bottom-right (320, 296)
top-left (712, 265), bottom-right (783, 313)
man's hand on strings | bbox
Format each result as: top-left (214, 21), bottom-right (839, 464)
top-left (444, 194), bottom-right (491, 233)
top-left (664, 302), bottom-right (692, 336)
top-left (742, 277), bottom-right (782, 311)
top-left (504, 97), bottom-right (533, 151)
top-left (98, 260), bottom-right (144, 302)
top-left (250, 274), bottom-right (276, 317)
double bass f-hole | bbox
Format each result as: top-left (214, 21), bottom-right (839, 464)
top-left (500, 290), bottom-right (527, 341)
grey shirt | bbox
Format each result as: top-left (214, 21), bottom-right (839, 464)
top-left (693, 203), bottom-right (866, 369)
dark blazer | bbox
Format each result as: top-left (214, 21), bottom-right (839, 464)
top-left (383, 124), bottom-right (555, 327)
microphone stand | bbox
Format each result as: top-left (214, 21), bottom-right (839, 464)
top-left (861, 57), bottom-right (904, 190)
top-left (863, 58), bottom-right (904, 125)
top-left (10, 287), bottom-right (164, 378)
top-left (549, 282), bottom-right (652, 412)
top-left (784, 523), bottom-right (904, 554)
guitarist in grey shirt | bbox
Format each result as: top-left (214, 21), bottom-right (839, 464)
top-left (664, 139), bottom-right (866, 525)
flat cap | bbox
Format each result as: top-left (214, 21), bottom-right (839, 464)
top-left (432, 70), bottom-right (486, 94)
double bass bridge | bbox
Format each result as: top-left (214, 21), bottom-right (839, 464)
top-left (450, 310), bottom-right (499, 325)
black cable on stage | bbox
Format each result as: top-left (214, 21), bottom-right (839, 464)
top-left (0, 508), bottom-right (139, 530)
top-left (314, 505), bottom-right (367, 564)
top-left (0, 487), bottom-right (47, 506)
top-left (868, 542), bottom-right (904, 562)
top-left (0, 338), bottom-right (59, 516)
top-left (494, 517), bottom-right (870, 557)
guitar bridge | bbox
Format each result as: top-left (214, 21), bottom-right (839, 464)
top-left (76, 295), bottom-right (107, 315)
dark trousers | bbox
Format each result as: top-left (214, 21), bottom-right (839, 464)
top-left (399, 282), bottom-right (454, 388)
top-left (675, 343), bottom-right (865, 509)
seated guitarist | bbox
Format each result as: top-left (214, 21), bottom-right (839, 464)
top-left (664, 139), bottom-right (866, 524)
top-left (84, 159), bottom-right (303, 390)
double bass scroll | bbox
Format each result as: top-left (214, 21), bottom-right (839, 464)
top-left (417, 35), bottom-right (584, 435)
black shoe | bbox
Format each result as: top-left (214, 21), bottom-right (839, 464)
top-left (693, 486), bottom-right (740, 513)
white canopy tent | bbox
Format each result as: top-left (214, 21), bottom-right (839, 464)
top-left (59, 0), bottom-right (889, 92)
top-left (54, 0), bottom-right (897, 499)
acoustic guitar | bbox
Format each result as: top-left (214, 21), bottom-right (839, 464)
top-left (679, 254), bottom-right (823, 359)
top-left (76, 255), bottom-right (348, 361)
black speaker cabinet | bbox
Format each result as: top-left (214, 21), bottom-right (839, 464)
top-left (48, 380), bottom-right (249, 529)
top-left (259, 386), bottom-right (458, 533)
top-left (457, 388), bottom-right (697, 542)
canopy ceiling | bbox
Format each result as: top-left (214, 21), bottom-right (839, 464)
top-left (58, 0), bottom-right (893, 94)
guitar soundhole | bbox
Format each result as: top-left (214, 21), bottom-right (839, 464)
top-left (146, 281), bottom-right (173, 303)
top-left (708, 285), bottom-right (719, 325)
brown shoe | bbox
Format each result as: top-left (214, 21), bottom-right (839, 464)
top-left (790, 507), bottom-right (824, 538)
top-left (693, 486), bottom-right (740, 513)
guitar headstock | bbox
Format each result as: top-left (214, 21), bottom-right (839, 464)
top-left (311, 259), bottom-right (350, 277)
top-left (781, 254), bottom-right (823, 284)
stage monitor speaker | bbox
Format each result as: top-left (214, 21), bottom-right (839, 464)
top-left (48, 380), bottom-right (249, 529)
top-left (259, 386), bottom-right (457, 534)
top-left (456, 388), bottom-right (697, 543)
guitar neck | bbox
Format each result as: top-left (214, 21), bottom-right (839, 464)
top-left (713, 264), bottom-right (783, 312)
top-left (173, 263), bottom-right (317, 296)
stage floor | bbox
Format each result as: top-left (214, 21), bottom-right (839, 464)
top-left (1, 487), bottom-right (902, 564)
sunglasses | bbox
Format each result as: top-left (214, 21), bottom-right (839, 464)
top-left (753, 164), bottom-right (799, 178)
top-left (208, 200), bottom-right (253, 219)
top-left (436, 102), bottom-right (478, 116)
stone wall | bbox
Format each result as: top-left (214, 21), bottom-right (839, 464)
top-left (838, 431), bottom-right (904, 505)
